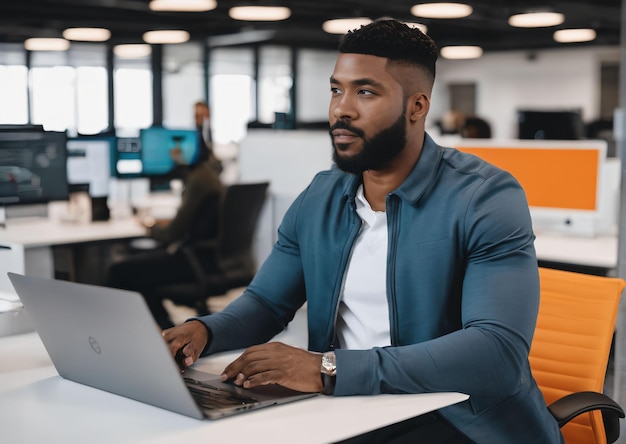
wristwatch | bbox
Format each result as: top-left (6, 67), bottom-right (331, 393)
top-left (320, 351), bottom-right (336, 395)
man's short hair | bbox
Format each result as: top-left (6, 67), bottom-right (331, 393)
top-left (338, 19), bottom-right (438, 80)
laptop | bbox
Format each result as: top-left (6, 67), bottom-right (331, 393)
top-left (8, 272), bottom-right (317, 420)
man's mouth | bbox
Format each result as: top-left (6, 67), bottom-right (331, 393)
top-left (331, 129), bottom-right (360, 145)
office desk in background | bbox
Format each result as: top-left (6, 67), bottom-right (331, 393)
top-left (0, 308), bottom-right (469, 444)
top-left (0, 217), bottom-right (148, 335)
top-left (0, 217), bottom-right (147, 282)
top-left (0, 190), bottom-right (180, 288)
top-left (534, 232), bottom-right (618, 276)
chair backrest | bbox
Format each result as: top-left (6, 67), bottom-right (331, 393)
top-left (530, 267), bottom-right (625, 444)
top-left (185, 192), bottom-right (222, 243)
top-left (216, 182), bottom-right (269, 271)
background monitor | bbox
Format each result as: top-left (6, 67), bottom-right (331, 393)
top-left (66, 136), bottom-right (115, 197)
top-left (517, 110), bottom-right (585, 140)
top-left (139, 127), bottom-right (199, 176)
top-left (115, 137), bottom-right (142, 178)
top-left (454, 139), bottom-right (613, 237)
top-left (0, 128), bottom-right (69, 206)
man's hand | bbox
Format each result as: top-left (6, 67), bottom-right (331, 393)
top-left (161, 320), bottom-right (210, 370)
top-left (220, 342), bottom-right (323, 393)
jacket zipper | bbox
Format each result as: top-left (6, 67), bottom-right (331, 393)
top-left (328, 197), bottom-right (362, 351)
top-left (386, 194), bottom-right (400, 346)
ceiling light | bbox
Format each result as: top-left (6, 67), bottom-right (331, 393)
top-left (322, 18), bottom-right (373, 35)
top-left (404, 22), bottom-right (428, 34)
top-left (24, 38), bottom-right (70, 51)
top-left (509, 12), bottom-right (565, 28)
top-left (554, 28), bottom-right (597, 43)
top-left (113, 44), bottom-right (152, 59)
top-left (229, 6), bottom-right (292, 21)
top-left (63, 28), bottom-right (111, 42)
top-left (143, 30), bottom-right (190, 44)
top-left (440, 45), bottom-right (483, 59)
top-left (411, 3), bottom-right (473, 19)
top-left (149, 0), bottom-right (217, 12)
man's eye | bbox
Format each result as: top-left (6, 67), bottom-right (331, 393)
top-left (330, 87), bottom-right (341, 94)
top-left (358, 89), bottom-right (374, 96)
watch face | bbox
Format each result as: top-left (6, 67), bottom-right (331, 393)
top-left (321, 352), bottom-right (336, 375)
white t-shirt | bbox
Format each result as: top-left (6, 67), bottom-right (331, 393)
top-left (336, 185), bottom-right (391, 350)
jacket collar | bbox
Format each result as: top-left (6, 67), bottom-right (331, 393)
top-left (341, 132), bottom-right (443, 206)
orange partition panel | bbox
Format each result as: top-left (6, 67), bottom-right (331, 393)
top-left (455, 146), bottom-right (600, 210)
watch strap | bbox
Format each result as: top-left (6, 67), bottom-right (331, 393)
top-left (321, 372), bottom-right (336, 395)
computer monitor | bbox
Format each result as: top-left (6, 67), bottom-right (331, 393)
top-left (139, 127), bottom-right (199, 176)
top-left (0, 128), bottom-right (69, 206)
top-left (454, 139), bottom-right (613, 237)
top-left (517, 110), bottom-right (585, 140)
top-left (66, 136), bottom-right (115, 197)
top-left (115, 137), bottom-right (142, 178)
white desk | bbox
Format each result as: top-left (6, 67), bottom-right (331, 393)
top-left (0, 309), bottom-right (469, 444)
top-left (0, 216), bottom-right (146, 248)
top-left (0, 216), bottom-right (146, 281)
top-left (0, 217), bottom-right (147, 335)
top-left (534, 232), bottom-right (618, 272)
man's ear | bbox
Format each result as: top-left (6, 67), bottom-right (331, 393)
top-left (409, 93), bottom-right (430, 122)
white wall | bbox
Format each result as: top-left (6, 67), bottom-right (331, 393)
top-left (430, 46), bottom-right (621, 139)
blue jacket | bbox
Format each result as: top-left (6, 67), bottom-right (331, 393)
top-left (200, 133), bottom-right (563, 443)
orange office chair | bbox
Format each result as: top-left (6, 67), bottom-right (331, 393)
top-left (529, 267), bottom-right (626, 444)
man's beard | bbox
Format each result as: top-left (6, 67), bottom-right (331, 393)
top-left (330, 111), bottom-right (407, 175)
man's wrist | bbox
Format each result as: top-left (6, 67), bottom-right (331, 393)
top-left (186, 319), bottom-right (212, 354)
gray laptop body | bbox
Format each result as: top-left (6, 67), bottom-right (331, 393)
top-left (8, 272), bottom-right (316, 420)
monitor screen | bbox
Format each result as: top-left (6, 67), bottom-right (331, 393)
top-left (115, 137), bottom-right (142, 177)
top-left (517, 110), bottom-right (585, 140)
top-left (454, 139), bottom-right (610, 237)
top-left (140, 127), bottom-right (199, 176)
top-left (66, 136), bottom-right (115, 197)
top-left (0, 129), bottom-right (69, 206)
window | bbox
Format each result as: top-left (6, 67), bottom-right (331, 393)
top-left (209, 47), bottom-right (255, 144)
top-left (19, 44), bottom-right (109, 134)
top-left (0, 44), bottom-right (28, 125)
top-left (297, 49), bottom-right (336, 124)
top-left (70, 44), bottom-right (109, 135)
top-left (163, 42), bottom-right (205, 129)
top-left (30, 64), bottom-right (75, 132)
top-left (114, 55), bottom-right (152, 136)
top-left (75, 66), bottom-right (108, 135)
top-left (258, 46), bottom-right (292, 125)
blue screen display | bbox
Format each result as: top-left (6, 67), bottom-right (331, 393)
top-left (140, 127), bottom-right (199, 176)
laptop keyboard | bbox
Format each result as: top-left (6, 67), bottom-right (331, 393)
top-left (184, 377), bottom-right (259, 410)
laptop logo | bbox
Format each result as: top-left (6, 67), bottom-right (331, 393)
top-left (89, 336), bottom-right (102, 354)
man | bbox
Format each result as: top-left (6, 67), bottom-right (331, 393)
top-left (194, 100), bottom-right (222, 175)
top-left (106, 102), bottom-right (224, 329)
top-left (162, 20), bottom-right (563, 443)
top-left (461, 116), bottom-right (492, 139)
